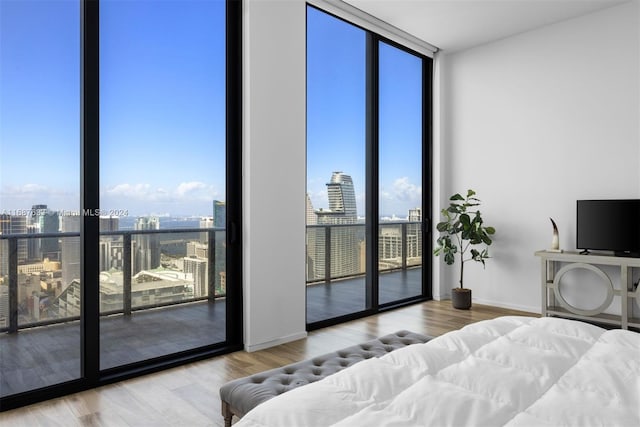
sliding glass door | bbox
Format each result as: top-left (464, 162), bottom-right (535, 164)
top-left (378, 41), bottom-right (424, 306)
top-left (99, 0), bottom-right (228, 371)
top-left (306, 6), bottom-right (432, 327)
top-left (0, 0), bottom-right (241, 411)
top-left (0, 0), bottom-right (82, 398)
top-left (306, 7), bottom-right (367, 324)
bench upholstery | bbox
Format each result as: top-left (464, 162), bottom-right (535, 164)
top-left (219, 330), bottom-right (431, 426)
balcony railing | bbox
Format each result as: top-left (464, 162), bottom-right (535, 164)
top-left (1, 222), bottom-right (422, 334)
top-left (306, 221), bottom-right (423, 285)
top-left (0, 228), bottom-right (225, 334)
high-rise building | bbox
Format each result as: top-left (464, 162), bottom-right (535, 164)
top-left (213, 200), bottom-right (226, 229)
top-left (306, 194), bottom-right (318, 281)
top-left (99, 217), bottom-right (122, 271)
top-left (100, 216), bottom-right (119, 233)
top-left (133, 216), bottom-right (160, 274)
top-left (314, 172), bottom-right (360, 279)
top-left (60, 215), bottom-right (81, 287)
top-left (26, 224), bottom-right (40, 260)
top-left (326, 172), bottom-right (357, 217)
top-left (183, 257), bottom-right (208, 297)
top-left (408, 207), bottom-right (422, 222)
top-left (199, 217), bottom-right (214, 243)
top-left (306, 194), bottom-right (317, 226)
top-left (379, 226), bottom-right (403, 261)
top-left (187, 241), bottom-right (208, 259)
top-left (41, 210), bottom-right (60, 260)
top-left (0, 215), bottom-right (29, 268)
top-left (407, 207), bottom-right (422, 261)
top-left (30, 204), bottom-right (48, 228)
top-left (24, 205), bottom-right (61, 262)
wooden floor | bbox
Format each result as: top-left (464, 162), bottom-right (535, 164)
top-left (0, 300), bottom-right (536, 426)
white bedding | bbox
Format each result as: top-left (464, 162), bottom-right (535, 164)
top-left (236, 316), bottom-right (640, 426)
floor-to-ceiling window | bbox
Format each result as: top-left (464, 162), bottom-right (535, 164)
top-left (306, 5), bottom-right (432, 328)
top-left (0, 0), bottom-right (82, 398)
top-left (306, 6), bottom-right (367, 323)
top-left (0, 0), bottom-right (242, 411)
top-left (378, 41), bottom-right (425, 306)
top-left (99, 0), bottom-right (228, 372)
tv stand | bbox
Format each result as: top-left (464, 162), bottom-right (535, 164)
top-left (614, 251), bottom-right (640, 258)
top-left (535, 250), bottom-right (640, 330)
top-left (579, 249), bottom-right (591, 255)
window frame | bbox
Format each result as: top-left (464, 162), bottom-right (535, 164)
top-left (306, 4), bottom-right (433, 330)
top-left (0, 0), bottom-right (243, 412)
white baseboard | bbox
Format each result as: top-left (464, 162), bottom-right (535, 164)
top-left (470, 297), bottom-right (540, 315)
top-left (245, 331), bottom-right (308, 353)
top-left (433, 294), bottom-right (538, 314)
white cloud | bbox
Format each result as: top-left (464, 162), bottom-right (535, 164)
top-left (176, 181), bottom-right (207, 197)
top-left (388, 177), bottom-right (421, 202)
top-left (1, 184), bottom-right (47, 195)
top-left (105, 182), bottom-right (220, 203)
top-left (379, 177), bottom-right (422, 216)
top-left (106, 183), bottom-right (153, 198)
top-left (0, 184), bottom-right (78, 212)
top-left (1, 184), bottom-right (73, 198)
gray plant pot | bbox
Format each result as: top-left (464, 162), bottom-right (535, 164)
top-left (452, 288), bottom-right (472, 310)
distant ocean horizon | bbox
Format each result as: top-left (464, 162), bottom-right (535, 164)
top-left (117, 216), bottom-right (203, 230)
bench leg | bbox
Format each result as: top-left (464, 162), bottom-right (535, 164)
top-left (222, 401), bottom-right (233, 427)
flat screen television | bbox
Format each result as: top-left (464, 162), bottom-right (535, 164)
top-left (576, 199), bottom-right (640, 256)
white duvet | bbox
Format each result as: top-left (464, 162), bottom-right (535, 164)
top-left (236, 316), bottom-right (640, 426)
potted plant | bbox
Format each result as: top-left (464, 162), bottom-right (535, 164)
top-left (433, 189), bottom-right (495, 309)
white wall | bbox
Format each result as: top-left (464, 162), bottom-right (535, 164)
top-left (243, 0), bottom-right (307, 351)
top-left (438, 1), bottom-right (640, 313)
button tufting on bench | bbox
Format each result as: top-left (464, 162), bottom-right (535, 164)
top-left (220, 330), bottom-right (432, 424)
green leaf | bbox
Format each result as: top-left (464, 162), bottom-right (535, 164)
top-left (466, 189), bottom-right (476, 198)
top-left (450, 193), bottom-right (464, 201)
top-left (459, 213), bottom-right (471, 228)
top-left (485, 226), bottom-right (496, 234)
top-left (436, 222), bottom-right (448, 232)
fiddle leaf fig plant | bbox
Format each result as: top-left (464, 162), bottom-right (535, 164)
top-left (433, 189), bottom-right (495, 289)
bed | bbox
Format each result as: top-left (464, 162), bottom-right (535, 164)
top-left (235, 316), bottom-right (640, 426)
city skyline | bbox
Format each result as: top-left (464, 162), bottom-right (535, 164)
top-left (306, 7), bottom-right (424, 219)
top-left (1, 2), bottom-right (423, 219)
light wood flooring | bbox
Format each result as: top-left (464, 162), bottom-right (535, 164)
top-left (0, 300), bottom-right (536, 426)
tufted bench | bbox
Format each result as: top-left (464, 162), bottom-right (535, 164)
top-left (219, 330), bottom-right (431, 426)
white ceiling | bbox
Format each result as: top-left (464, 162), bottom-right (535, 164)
top-left (343, 0), bottom-right (631, 52)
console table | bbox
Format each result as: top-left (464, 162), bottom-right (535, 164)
top-left (535, 250), bottom-right (640, 329)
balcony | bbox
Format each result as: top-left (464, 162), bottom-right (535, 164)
top-left (0, 228), bottom-right (227, 397)
top-left (0, 222), bottom-right (423, 397)
top-left (306, 222), bottom-right (424, 323)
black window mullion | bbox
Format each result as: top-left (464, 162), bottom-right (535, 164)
top-left (225, 0), bottom-right (243, 348)
top-left (80, 0), bottom-right (100, 383)
top-left (422, 56), bottom-right (434, 300)
top-left (365, 33), bottom-right (379, 310)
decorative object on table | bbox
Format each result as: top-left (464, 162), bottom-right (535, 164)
top-left (434, 189), bottom-right (495, 309)
top-left (548, 217), bottom-right (563, 253)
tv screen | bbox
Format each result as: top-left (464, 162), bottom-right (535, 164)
top-left (576, 199), bottom-right (640, 255)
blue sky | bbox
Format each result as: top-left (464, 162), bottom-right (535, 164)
top-left (1, 0), bottom-right (225, 217)
top-left (306, 7), bottom-right (423, 218)
top-left (0, 0), bottom-right (81, 212)
top-left (99, 0), bottom-right (226, 217)
top-left (1, 1), bottom-right (422, 220)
